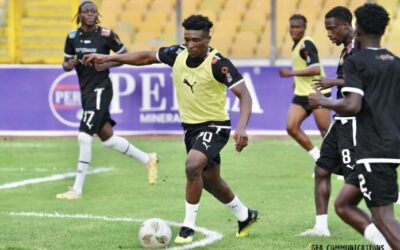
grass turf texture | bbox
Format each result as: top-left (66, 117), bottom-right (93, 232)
top-left (0, 137), bottom-right (398, 249)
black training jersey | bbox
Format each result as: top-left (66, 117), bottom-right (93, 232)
top-left (64, 26), bottom-right (125, 95)
top-left (342, 48), bottom-right (400, 160)
top-left (292, 40), bottom-right (320, 67)
top-left (157, 45), bottom-right (243, 88)
top-left (336, 39), bottom-right (358, 99)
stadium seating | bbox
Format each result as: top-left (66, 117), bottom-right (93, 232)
top-left (2, 0), bottom-right (400, 63)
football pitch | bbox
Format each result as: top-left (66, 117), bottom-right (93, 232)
top-left (0, 137), bottom-right (398, 249)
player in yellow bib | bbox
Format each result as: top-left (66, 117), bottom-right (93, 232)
top-left (83, 15), bottom-right (258, 243)
top-left (279, 14), bottom-right (331, 162)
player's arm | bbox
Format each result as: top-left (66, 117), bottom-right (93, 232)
top-left (312, 78), bottom-right (344, 90)
top-left (309, 58), bottom-right (363, 114)
top-left (62, 34), bottom-right (78, 72)
top-left (279, 40), bottom-right (322, 77)
top-left (62, 56), bottom-right (78, 72)
top-left (94, 47), bottom-right (128, 71)
top-left (231, 82), bottom-right (252, 152)
top-left (308, 90), bottom-right (361, 115)
top-left (83, 51), bottom-right (160, 66)
top-left (279, 65), bottom-right (320, 77)
top-left (213, 54), bottom-right (252, 152)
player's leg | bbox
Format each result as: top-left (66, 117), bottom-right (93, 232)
top-left (202, 164), bottom-right (258, 237)
top-left (335, 184), bottom-right (389, 247)
top-left (312, 107), bottom-right (330, 137)
top-left (358, 163), bottom-right (399, 249)
top-left (98, 121), bottom-right (158, 185)
top-left (286, 103), bottom-right (319, 160)
top-left (56, 131), bottom-right (93, 200)
top-left (299, 165), bottom-right (332, 236)
top-left (370, 205), bottom-right (400, 249)
top-left (174, 149), bottom-right (208, 244)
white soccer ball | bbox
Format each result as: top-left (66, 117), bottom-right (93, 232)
top-left (138, 218), bottom-right (172, 248)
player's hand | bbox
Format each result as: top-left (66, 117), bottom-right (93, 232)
top-left (233, 129), bottom-right (248, 153)
top-left (312, 77), bottom-right (334, 90)
top-left (63, 56), bottom-right (78, 71)
top-left (83, 53), bottom-right (108, 65)
top-left (308, 88), bottom-right (325, 109)
top-left (279, 68), bottom-right (292, 77)
top-left (94, 62), bottom-right (112, 71)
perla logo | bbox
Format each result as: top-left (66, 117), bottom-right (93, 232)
top-left (48, 71), bottom-right (82, 127)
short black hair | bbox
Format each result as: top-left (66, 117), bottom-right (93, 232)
top-left (355, 3), bottom-right (389, 36)
top-left (325, 6), bottom-right (352, 23)
top-left (74, 1), bottom-right (100, 25)
top-left (289, 14), bottom-right (307, 25)
top-left (182, 15), bottom-right (213, 34)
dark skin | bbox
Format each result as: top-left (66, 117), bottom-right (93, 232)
top-left (279, 18), bottom-right (330, 151)
top-left (83, 28), bottom-right (252, 205)
top-left (309, 23), bottom-right (400, 249)
top-left (62, 2), bottom-right (126, 141)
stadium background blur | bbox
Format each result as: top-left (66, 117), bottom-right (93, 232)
top-left (0, 0), bottom-right (398, 65)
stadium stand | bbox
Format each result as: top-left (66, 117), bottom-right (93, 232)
top-left (1, 0), bottom-right (400, 63)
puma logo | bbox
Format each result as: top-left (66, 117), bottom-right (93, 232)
top-left (183, 78), bottom-right (197, 93)
top-left (202, 142), bottom-right (210, 150)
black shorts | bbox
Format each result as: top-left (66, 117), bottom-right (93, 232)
top-left (79, 85), bottom-right (116, 135)
top-left (184, 124), bottom-right (230, 167)
top-left (292, 93), bottom-right (331, 116)
top-left (317, 117), bottom-right (358, 186)
top-left (356, 162), bottom-right (399, 207)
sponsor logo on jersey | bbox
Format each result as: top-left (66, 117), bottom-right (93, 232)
top-left (376, 54), bottom-right (394, 61)
top-left (49, 72), bottom-right (82, 127)
top-left (101, 28), bottom-right (111, 37)
top-left (69, 30), bottom-right (77, 39)
top-left (75, 48), bottom-right (97, 53)
top-left (211, 56), bottom-right (220, 64)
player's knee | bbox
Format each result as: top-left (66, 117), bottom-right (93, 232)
top-left (334, 199), bottom-right (346, 218)
top-left (286, 124), bottom-right (298, 136)
top-left (102, 135), bottom-right (116, 148)
top-left (185, 160), bottom-right (203, 179)
top-left (78, 132), bottom-right (93, 145)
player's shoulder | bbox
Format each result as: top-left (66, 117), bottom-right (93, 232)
top-left (211, 49), bottom-right (232, 65)
top-left (68, 29), bottom-right (79, 39)
top-left (161, 44), bottom-right (186, 55)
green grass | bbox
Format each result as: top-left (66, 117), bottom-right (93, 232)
top-left (0, 137), bottom-right (398, 249)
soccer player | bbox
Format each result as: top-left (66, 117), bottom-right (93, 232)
top-left (300, 6), bottom-right (357, 237)
top-left (56, 1), bottom-right (158, 200)
top-left (279, 14), bottom-right (331, 162)
top-left (308, 4), bottom-right (400, 249)
top-left (83, 14), bottom-right (258, 244)
top-left (302, 8), bottom-right (388, 246)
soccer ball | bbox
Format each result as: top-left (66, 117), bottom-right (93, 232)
top-left (138, 218), bottom-right (172, 248)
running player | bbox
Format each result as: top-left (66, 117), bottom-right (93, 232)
top-left (308, 4), bottom-right (399, 249)
top-left (83, 14), bottom-right (258, 244)
top-left (56, 1), bottom-right (158, 200)
top-left (279, 14), bottom-right (331, 162)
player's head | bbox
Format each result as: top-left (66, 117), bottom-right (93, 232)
top-left (354, 3), bottom-right (389, 48)
top-left (182, 15), bottom-right (213, 58)
top-left (74, 1), bottom-right (100, 26)
top-left (324, 6), bottom-right (353, 46)
top-left (289, 14), bottom-right (307, 42)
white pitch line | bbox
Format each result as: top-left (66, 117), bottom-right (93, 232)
top-left (0, 167), bottom-right (69, 172)
top-left (0, 167), bottom-right (113, 190)
top-left (8, 212), bottom-right (223, 250)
